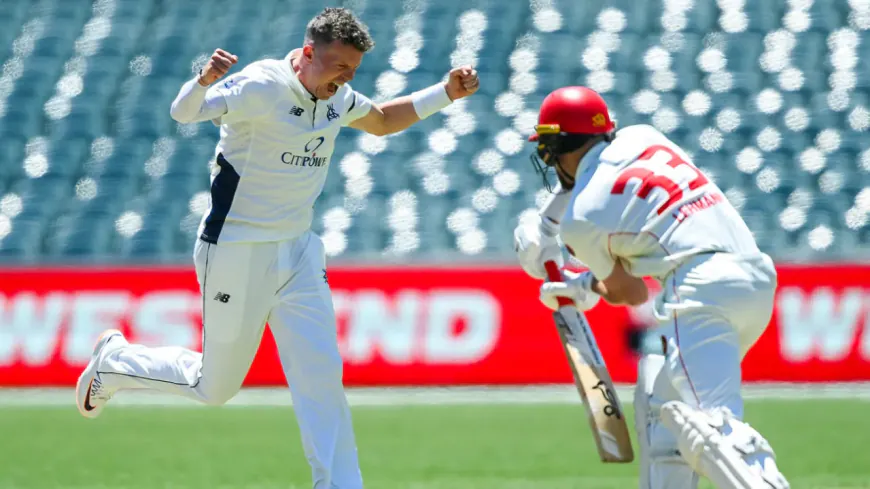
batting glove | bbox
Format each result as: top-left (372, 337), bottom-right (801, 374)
top-left (539, 270), bottom-right (601, 312)
top-left (513, 216), bottom-right (563, 280)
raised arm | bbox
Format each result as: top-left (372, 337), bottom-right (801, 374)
top-left (169, 49), bottom-right (238, 124)
top-left (349, 66), bottom-right (479, 136)
top-left (169, 78), bottom-right (230, 124)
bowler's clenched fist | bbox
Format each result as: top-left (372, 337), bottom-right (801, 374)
top-left (198, 49), bottom-right (239, 87)
top-left (445, 65), bottom-right (480, 100)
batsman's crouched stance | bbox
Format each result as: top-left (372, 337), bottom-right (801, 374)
top-left (634, 251), bottom-right (784, 489)
top-left (514, 86), bottom-right (790, 489)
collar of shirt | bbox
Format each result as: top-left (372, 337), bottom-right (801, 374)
top-left (576, 139), bottom-right (608, 177)
top-left (283, 50), bottom-right (319, 103)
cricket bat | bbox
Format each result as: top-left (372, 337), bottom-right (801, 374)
top-left (544, 260), bottom-right (634, 463)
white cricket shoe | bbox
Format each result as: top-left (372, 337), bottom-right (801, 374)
top-left (661, 400), bottom-right (790, 489)
top-left (75, 329), bottom-right (128, 419)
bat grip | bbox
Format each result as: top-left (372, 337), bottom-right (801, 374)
top-left (544, 260), bottom-right (574, 308)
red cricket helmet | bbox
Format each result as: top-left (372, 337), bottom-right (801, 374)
top-left (528, 87), bottom-right (616, 191)
top-left (529, 86), bottom-right (615, 142)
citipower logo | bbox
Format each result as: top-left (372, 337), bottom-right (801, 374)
top-left (305, 136), bottom-right (325, 153)
top-left (281, 136), bottom-right (328, 167)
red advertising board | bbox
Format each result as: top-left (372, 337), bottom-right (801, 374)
top-left (0, 264), bottom-right (868, 386)
top-left (740, 265), bottom-right (870, 382)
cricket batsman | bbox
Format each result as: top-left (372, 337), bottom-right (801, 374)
top-left (513, 86), bottom-right (790, 489)
top-left (74, 7), bottom-right (479, 488)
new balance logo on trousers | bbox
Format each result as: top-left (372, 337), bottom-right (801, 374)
top-left (214, 292), bottom-right (231, 303)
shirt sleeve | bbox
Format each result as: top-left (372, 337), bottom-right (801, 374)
top-left (341, 88), bottom-right (373, 126)
top-left (559, 218), bottom-right (618, 281)
top-left (169, 77), bottom-right (229, 124)
top-left (211, 69), bottom-right (274, 124)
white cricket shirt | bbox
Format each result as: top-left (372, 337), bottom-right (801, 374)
top-left (195, 53), bottom-right (373, 244)
top-left (559, 124), bottom-right (763, 282)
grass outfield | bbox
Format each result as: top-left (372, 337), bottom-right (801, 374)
top-left (1, 399), bottom-right (867, 488)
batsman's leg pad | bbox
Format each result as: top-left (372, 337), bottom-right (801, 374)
top-left (638, 353), bottom-right (700, 489)
top-left (661, 400), bottom-right (790, 489)
top-left (635, 354), bottom-right (662, 489)
top-left (649, 456), bottom-right (701, 489)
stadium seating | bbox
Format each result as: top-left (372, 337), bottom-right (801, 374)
top-left (0, 0), bottom-right (868, 262)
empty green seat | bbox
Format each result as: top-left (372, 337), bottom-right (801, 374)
top-left (0, 138), bottom-right (24, 179)
top-left (49, 108), bottom-right (107, 140)
top-left (0, 217), bottom-right (44, 261)
top-left (57, 216), bottom-right (115, 257)
top-left (41, 138), bottom-right (89, 179)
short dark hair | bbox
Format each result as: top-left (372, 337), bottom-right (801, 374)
top-left (305, 8), bottom-right (374, 53)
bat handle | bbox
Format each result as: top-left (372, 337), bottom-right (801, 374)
top-left (544, 260), bottom-right (574, 308)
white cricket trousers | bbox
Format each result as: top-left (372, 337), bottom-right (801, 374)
top-left (98, 232), bottom-right (363, 489)
top-left (634, 251), bottom-right (778, 489)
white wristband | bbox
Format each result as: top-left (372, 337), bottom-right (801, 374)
top-left (411, 83), bottom-right (453, 120)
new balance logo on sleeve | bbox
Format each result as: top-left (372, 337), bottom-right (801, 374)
top-left (214, 292), bottom-right (231, 303)
top-left (289, 106), bottom-right (304, 116)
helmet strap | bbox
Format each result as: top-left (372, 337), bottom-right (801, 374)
top-left (554, 158), bottom-right (575, 189)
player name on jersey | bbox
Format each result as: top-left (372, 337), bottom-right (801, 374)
top-left (672, 192), bottom-right (725, 223)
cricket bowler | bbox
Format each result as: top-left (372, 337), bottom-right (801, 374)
top-left (513, 86), bottom-right (790, 489)
top-left (74, 8), bottom-right (479, 488)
